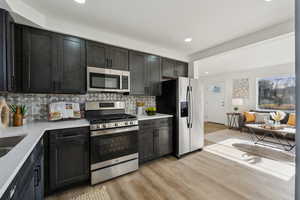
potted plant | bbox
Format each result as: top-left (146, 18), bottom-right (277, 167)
top-left (9, 104), bottom-right (28, 126)
top-left (20, 105), bottom-right (28, 124)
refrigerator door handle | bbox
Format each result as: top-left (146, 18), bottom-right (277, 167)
top-left (190, 86), bottom-right (193, 128)
top-left (186, 86), bottom-right (190, 128)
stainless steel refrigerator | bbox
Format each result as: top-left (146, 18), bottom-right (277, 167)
top-left (157, 77), bottom-right (204, 158)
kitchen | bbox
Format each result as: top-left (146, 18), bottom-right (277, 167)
top-left (0, 5), bottom-right (204, 200)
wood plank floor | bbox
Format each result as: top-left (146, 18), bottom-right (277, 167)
top-left (47, 130), bottom-right (295, 200)
top-left (204, 122), bottom-right (227, 134)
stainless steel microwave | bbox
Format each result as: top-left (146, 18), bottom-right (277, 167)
top-left (87, 67), bottom-right (130, 93)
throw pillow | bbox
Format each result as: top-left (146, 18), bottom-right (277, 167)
top-left (244, 112), bottom-right (256, 123)
top-left (287, 113), bottom-right (296, 126)
top-left (255, 113), bottom-right (270, 123)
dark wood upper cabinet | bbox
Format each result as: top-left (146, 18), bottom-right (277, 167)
top-left (109, 46), bottom-right (129, 71)
top-left (129, 51), bottom-right (146, 95)
top-left (19, 26), bottom-right (87, 94)
top-left (87, 41), bottom-right (129, 71)
top-left (56, 36), bottom-right (86, 94)
top-left (146, 55), bottom-right (161, 96)
top-left (0, 10), bottom-right (6, 91)
top-left (86, 41), bottom-right (109, 68)
top-left (176, 61), bottom-right (188, 77)
top-left (162, 58), bottom-right (176, 78)
top-left (162, 58), bottom-right (188, 78)
top-left (130, 51), bottom-right (161, 96)
top-left (5, 13), bottom-right (15, 92)
top-left (0, 9), bottom-right (15, 92)
top-left (22, 27), bottom-right (57, 93)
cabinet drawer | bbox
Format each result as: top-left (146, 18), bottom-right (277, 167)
top-left (49, 127), bottom-right (89, 143)
top-left (139, 120), bottom-right (156, 129)
top-left (139, 118), bottom-right (173, 129)
top-left (155, 118), bottom-right (172, 127)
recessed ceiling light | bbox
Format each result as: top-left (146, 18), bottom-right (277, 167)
top-left (264, 0), bottom-right (272, 2)
top-left (74, 0), bottom-right (86, 4)
top-left (184, 38), bottom-right (192, 43)
top-left (205, 72), bottom-right (209, 74)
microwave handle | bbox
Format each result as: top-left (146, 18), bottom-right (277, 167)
top-left (120, 75), bottom-right (123, 90)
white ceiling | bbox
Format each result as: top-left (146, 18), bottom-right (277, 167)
top-left (194, 33), bottom-right (295, 77)
top-left (19, 0), bottom-right (294, 59)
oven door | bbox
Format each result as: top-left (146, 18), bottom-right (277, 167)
top-left (87, 67), bottom-right (122, 92)
top-left (90, 126), bottom-right (138, 170)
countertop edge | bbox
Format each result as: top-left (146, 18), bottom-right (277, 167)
top-left (0, 120), bottom-right (90, 198)
top-left (137, 114), bottom-right (173, 121)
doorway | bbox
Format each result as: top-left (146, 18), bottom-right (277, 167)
top-left (205, 81), bottom-right (226, 124)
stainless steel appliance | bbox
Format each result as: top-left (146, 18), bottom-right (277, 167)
top-left (87, 67), bottom-right (130, 93)
top-left (85, 101), bottom-right (139, 185)
top-left (157, 77), bottom-right (204, 158)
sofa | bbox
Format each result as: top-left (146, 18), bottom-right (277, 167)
top-left (238, 110), bottom-right (295, 140)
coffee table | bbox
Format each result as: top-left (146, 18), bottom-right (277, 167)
top-left (245, 124), bottom-right (296, 151)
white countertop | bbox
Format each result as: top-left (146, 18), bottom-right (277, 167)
top-left (0, 119), bottom-right (89, 198)
top-left (137, 113), bottom-right (173, 121)
top-left (0, 113), bottom-right (173, 197)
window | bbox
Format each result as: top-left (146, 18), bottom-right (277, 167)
top-left (257, 76), bottom-right (295, 110)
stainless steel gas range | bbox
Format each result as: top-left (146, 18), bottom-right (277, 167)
top-left (85, 101), bottom-right (139, 185)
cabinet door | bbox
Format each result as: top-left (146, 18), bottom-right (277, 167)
top-left (138, 128), bottom-right (156, 164)
top-left (157, 126), bottom-right (173, 156)
top-left (17, 172), bottom-right (35, 200)
top-left (162, 58), bottom-right (176, 78)
top-left (87, 41), bottom-right (109, 68)
top-left (34, 154), bottom-right (44, 200)
top-left (176, 61), bottom-right (188, 77)
top-left (109, 47), bottom-right (129, 71)
top-left (146, 55), bottom-right (161, 96)
top-left (57, 35), bottom-right (86, 94)
top-left (0, 9), bottom-right (6, 91)
top-left (22, 27), bottom-right (57, 93)
top-left (129, 51), bottom-right (146, 95)
top-left (6, 12), bottom-right (15, 91)
top-left (49, 129), bottom-right (89, 192)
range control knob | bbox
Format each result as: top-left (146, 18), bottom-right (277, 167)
top-left (102, 124), bottom-right (106, 128)
top-left (115, 123), bottom-right (118, 127)
top-left (125, 122), bottom-right (128, 126)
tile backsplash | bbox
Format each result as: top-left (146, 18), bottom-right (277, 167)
top-left (0, 93), bottom-right (156, 122)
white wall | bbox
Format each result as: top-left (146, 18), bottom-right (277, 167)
top-left (201, 63), bottom-right (295, 122)
top-left (4, 0), bottom-right (188, 62)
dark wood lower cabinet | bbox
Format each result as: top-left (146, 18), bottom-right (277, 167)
top-left (47, 127), bottom-right (89, 193)
top-left (1, 139), bottom-right (44, 200)
top-left (138, 118), bottom-right (173, 164)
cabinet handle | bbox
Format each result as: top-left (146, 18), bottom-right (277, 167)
top-left (34, 167), bottom-right (39, 187)
top-left (28, 56), bottom-right (31, 88)
top-left (9, 185), bottom-right (16, 199)
top-left (105, 58), bottom-right (109, 68)
top-left (11, 75), bottom-right (15, 90)
top-left (110, 59), bottom-right (113, 68)
top-left (58, 132), bottom-right (84, 138)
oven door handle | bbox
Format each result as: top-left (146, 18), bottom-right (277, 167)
top-left (91, 126), bottom-right (139, 137)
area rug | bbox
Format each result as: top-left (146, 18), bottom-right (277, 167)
top-left (71, 186), bottom-right (111, 200)
top-left (204, 129), bottom-right (295, 181)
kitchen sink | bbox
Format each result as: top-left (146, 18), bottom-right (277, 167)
top-left (0, 135), bottom-right (26, 158)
